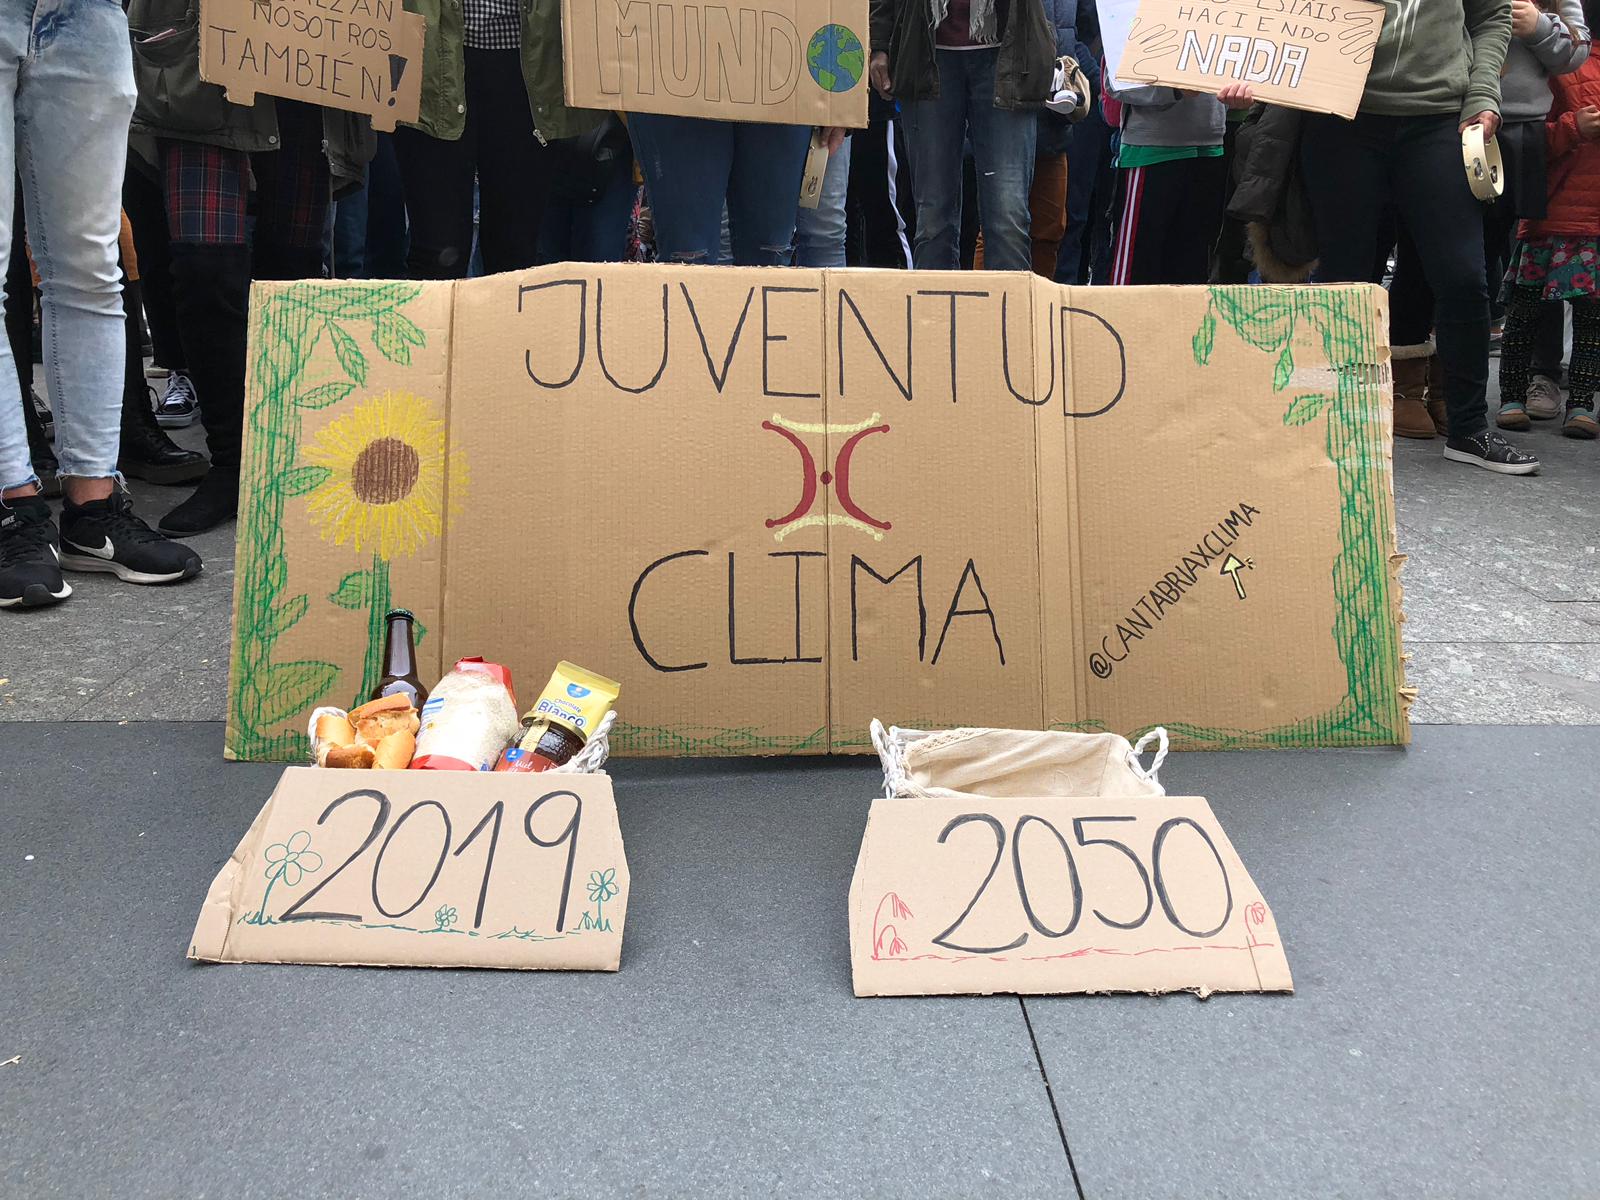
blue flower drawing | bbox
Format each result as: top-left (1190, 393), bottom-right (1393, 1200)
top-left (254, 830), bottom-right (323, 923)
top-left (586, 868), bottom-right (619, 929)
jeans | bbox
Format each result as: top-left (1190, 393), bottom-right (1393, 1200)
top-left (0, 0), bottom-right (134, 493)
top-left (899, 48), bottom-right (1036, 272)
top-left (1302, 114), bottom-right (1492, 439)
top-left (629, 114), bottom-right (811, 265)
top-left (332, 174), bottom-right (369, 278)
top-left (795, 137), bottom-right (852, 268)
top-left (1058, 54), bottom-right (1113, 283)
top-left (393, 49), bottom-right (546, 278)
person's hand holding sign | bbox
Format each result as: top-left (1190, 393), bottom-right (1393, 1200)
top-left (870, 52), bottom-right (892, 101)
top-left (820, 126), bottom-right (848, 154)
top-left (1217, 83), bottom-right (1255, 110)
top-left (1511, 0), bottom-right (1541, 38)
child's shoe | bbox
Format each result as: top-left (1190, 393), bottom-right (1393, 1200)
top-left (1562, 402), bottom-right (1598, 440)
top-left (1496, 400), bottom-right (1530, 431)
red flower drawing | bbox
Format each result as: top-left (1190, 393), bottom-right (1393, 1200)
top-left (871, 892), bottom-right (914, 959)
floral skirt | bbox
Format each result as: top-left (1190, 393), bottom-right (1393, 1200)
top-left (1504, 237), bottom-right (1600, 302)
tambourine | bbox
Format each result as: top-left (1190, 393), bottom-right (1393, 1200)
top-left (1462, 123), bottom-right (1505, 202)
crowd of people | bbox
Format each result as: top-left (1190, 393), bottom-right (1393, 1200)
top-left (1, 0), bottom-right (1596, 612)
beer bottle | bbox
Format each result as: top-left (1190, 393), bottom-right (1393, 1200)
top-left (372, 608), bottom-right (428, 708)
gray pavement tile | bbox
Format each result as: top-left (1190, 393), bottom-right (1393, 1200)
top-left (0, 724), bottom-right (1073, 1200)
top-left (1407, 641), bottom-right (1600, 723)
top-left (1398, 527), bottom-right (1597, 645)
top-left (1555, 601), bottom-right (1600, 627)
top-left (1027, 726), bottom-right (1600, 1200)
top-left (1393, 430), bottom-right (1600, 604)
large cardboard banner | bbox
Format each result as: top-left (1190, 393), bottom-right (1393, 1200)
top-left (848, 795), bottom-right (1293, 996)
top-left (561, 0), bottom-right (869, 126)
top-left (1102, 0), bottom-right (1385, 119)
top-left (198, 0), bottom-right (425, 130)
top-left (191, 769), bottom-right (628, 969)
top-left (225, 267), bottom-right (1409, 762)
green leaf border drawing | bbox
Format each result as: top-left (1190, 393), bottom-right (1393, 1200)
top-left (227, 282), bottom-right (428, 761)
top-left (1126, 284), bottom-right (1407, 749)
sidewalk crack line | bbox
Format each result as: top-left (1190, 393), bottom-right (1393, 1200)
top-left (1019, 996), bottom-right (1085, 1199)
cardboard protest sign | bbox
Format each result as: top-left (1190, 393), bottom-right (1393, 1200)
top-left (848, 795), bottom-right (1292, 996)
top-left (198, 0), bottom-right (425, 130)
top-left (224, 267), bottom-right (1409, 763)
top-left (190, 769), bottom-right (628, 969)
top-left (561, 0), bottom-right (869, 126)
top-left (1105, 0), bottom-right (1385, 119)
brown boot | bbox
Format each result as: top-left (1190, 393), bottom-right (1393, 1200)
top-left (1423, 349), bottom-right (1447, 435)
top-left (1392, 343), bottom-right (1436, 439)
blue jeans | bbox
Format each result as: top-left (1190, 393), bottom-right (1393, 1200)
top-left (795, 137), bottom-right (852, 268)
top-left (629, 114), bottom-right (811, 265)
top-left (899, 49), bottom-right (1035, 272)
top-left (539, 171), bottom-right (637, 264)
top-left (0, 0), bottom-right (133, 492)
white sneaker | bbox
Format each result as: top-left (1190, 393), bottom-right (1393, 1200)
top-left (155, 371), bottom-right (200, 429)
top-left (1526, 375), bottom-right (1564, 421)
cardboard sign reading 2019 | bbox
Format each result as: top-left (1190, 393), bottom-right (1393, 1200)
top-left (190, 770), bottom-right (628, 969)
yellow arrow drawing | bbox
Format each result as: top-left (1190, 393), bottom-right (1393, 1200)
top-left (1220, 553), bottom-right (1254, 600)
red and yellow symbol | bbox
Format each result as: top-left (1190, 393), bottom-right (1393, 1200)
top-left (762, 411), bottom-right (891, 542)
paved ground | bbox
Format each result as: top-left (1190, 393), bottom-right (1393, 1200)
top-left (2, 723), bottom-right (1594, 1198)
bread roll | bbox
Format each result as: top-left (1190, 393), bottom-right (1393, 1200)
top-left (315, 712), bottom-right (357, 746)
top-left (325, 742), bottom-right (377, 769)
top-left (373, 729), bottom-right (416, 770)
top-left (352, 694), bottom-right (420, 744)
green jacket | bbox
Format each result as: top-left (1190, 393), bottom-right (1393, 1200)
top-left (127, 0), bottom-right (374, 193)
top-left (406, 0), bottom-right (603, 142)
top-left (1360, 0), bottom-right (1511, 123)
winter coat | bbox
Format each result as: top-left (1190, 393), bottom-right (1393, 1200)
top-left (871, 0), bottom-right (1059, 108)
top-left (1522, 55), bottom-right (1600, 239)
top-left (407, 0), bottom-right (603, 143)
top-left (1227, 105), bottom-right (1318, 283)
top-left (127, 0), bottom-right (374, 194)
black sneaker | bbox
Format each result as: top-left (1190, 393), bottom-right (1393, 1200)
top-left (0, 495), bottom-right (71, 609)
top-left (159, 469), bottom-right (238, 536)
top-left (1442, 430), bottom-right (1541, 476)
top-left (59, 491), bottom-right (203, 585)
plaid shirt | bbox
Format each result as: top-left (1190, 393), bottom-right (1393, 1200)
top-left (464, 0), bottom-right (520, 49)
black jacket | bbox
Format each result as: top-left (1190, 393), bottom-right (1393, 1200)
top-left (1227, 105), bottom-right (1318, 284)
top-left (872, 0), bottom-right (1059, 109)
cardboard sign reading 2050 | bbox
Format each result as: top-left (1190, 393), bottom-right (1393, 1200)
top-left (562, 0), bottom-right (869, 126)
top-left (849, 796), bottom-right (1292, 996)
top-left (190, 769), bottom-right (628, 969)
top-left (198, 0), bottom-right (425, 130)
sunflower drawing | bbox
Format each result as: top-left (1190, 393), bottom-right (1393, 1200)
top-left (300, 389), bottom-right (464, 706)
top-left (303, 390), bottom-right (454, 560)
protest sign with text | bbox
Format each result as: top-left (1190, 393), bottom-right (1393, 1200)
top-left (199, 0), bottom-right (426, 130)
top-left (849, 795), bottom-right (1292, 996)
top-left (190, 769), bottom-right (629, 970)
top-left (561, 0), bottom-right (869, 126)
top-left (1107, 0), bottom-right (1385, 119)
